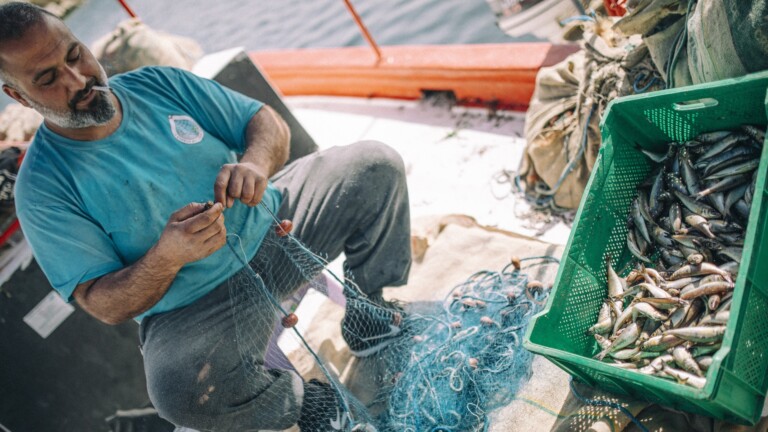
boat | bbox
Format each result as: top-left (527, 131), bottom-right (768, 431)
top-left (0, 1), bottom-right (589, 431)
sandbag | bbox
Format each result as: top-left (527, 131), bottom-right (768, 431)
top-left (91, 18), bottom-right (203, 76)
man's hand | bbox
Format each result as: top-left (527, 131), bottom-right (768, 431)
top-left (214, 162), bottom-right (269, 208)
top-left (154, 202), bottom-right (227, 268)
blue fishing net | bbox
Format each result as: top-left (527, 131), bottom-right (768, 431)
top-left (221, 205), bottom-right (557, 432)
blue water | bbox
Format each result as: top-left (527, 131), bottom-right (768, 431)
top-left (65, 0), bottom-right (528, 51)
top-left (1, 0), bottom-right (535, 109)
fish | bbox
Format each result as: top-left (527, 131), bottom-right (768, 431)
top-left (719, 262), bottom-right (739, 278)
top-left (740, 124), bottom-right (765, 144)
top-left (696, 355), bottom-right (713, 371)
top-left (724, 184), bottom-right (748, 217)
top-left (596, 322), bottom-right (641, 360)
top-left (588, 302), bottom-right (614, 335)
top-left (697, 145), bottom-right (760, 177)
top-left (706, 191), bottom-right (728, 217)
top-left (594, 333), bottom-right (612, 350)
top-left (660, 248), bottom-right (685, 267)
top-left (696, 130), bottom-right (734, 145)
top-left (631, 198), bottom-right (652, 244)
top-left (673, 345), bottom-right (704, 377)
top-left (613, 303), bottom-right (638, 335)
top-left (680, 281), bottom-right (733, 300)
top-left (611, 347), bottom-right (641, 360)
top-left (606, 256), bottom-right (626, 298)
top-left (664, 326), bottom-right (726, 343)
top-left (669, 263), bottom-right (732, 281)
top-left (641, 334), bottom-right (685, 352)
top-left (627, 230), bottom-right (652, 264)
top-left (744, 172), bottom-right (756, 205)
top-left (640, 148), bottom-right (667, 163)
top-left (652, 224), bottom-right (675, 248)
top-left (707, 219), bottom-right (742, 234)
top-left (662, 365), bottom-right (706, 389)
top-left (680, 298), bottom-right (706, 328)
top-left (633, 302), bottom-right (669, 321)
top-left (669, 203), bottom-right (682, 232)
top-left (666, 172), bottom-right (689, 195)
top-left (680, 149), bottom-right (702, 196)
top-left (649, 169), bottom-right (666, 218)
top-left (733, 199), bottom-right (751, 220)
top-left (683, 214), bottom-right (715, 238)
top-left (704, 159), bottom-right (760, 180)
top-left (696, 175), bottom-right (749, 199)
top-left (690, 344), bottom-right (721, 357)
top-left (637, 297), bottom-right (685, 311)
top-left (717, 247), bottom-right (743, 264)
top-left (674, 190), bottom-right (720, 219)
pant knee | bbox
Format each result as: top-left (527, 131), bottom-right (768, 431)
top-left (346, 141), bottom-right (406, 190)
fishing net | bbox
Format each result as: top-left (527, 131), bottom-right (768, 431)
top-left (216, 205), bottom-right (558, 432)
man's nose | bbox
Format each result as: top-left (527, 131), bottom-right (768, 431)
top-left (61, 64), bottom-right (88, 92)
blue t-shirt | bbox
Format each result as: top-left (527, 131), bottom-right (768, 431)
top-left (15, 66), bottom-right (281, 321)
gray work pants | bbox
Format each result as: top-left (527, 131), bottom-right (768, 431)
top-left (139, 141), bottom-right (411, 431)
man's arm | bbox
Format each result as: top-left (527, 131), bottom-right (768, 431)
top-left (73, 202), bottom-right (226, 325)
top-left (214, 105), bottom-right (291, 207)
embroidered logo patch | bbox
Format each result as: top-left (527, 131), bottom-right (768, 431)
top-left (169, 115), bottom-right (204, 144)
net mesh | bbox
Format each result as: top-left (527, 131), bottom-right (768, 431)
top-left (212, 205), bottom-right (557, 432)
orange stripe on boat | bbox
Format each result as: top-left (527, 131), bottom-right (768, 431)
top-left (250, 43), bottom-right (578, 110)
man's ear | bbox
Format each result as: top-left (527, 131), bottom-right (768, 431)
top-left (2, 84), bottom-right (31, 108)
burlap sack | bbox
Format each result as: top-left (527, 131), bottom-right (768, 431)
top-left (0, 104), bottom-right (42, 143)
top-left (726, 0), bottom-right (768, 74)
top-left (520, 26), bottom-right (658, 210)
top-left (91, 18), bottom-right (203, 76)
top-left (687, 0), bottom-right (750, 85)
top-left (617, 0), bottom-right (767, 88)
top-left (644, 17), bottom-right (692, 87)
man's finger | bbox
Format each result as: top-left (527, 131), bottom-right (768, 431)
top-left (171, 202), bottom-right (207, 222)
top-left (184, 203), bottom-right (224, 232)
top-left (197, 215), bottom-right (226, 241)
top-left (227, 170), bottom-right (244, 204)
top-left (214, 167), bottom-right (232, 206)
top-left (240, 175), bottom-right (256, 204)
top-left (247, 184), bottom-right (267, 206)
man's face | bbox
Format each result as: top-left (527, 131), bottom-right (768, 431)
top-left (0, 15), bottom-right (115, 129)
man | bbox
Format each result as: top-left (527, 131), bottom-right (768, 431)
top-left (1, 3), bottom-right (411, 430)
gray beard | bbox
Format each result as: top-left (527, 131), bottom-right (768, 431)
top-left (28, 89), bottom-right (116, 130)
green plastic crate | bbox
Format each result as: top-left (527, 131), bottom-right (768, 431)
top-left (523, 71), bottom-right (768, 425)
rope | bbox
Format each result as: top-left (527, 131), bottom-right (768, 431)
top-left (632, 72), bottom-right (659, 94)
top-left (568, 378), bottom-right (650, 432)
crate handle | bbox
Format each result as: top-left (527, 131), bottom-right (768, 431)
top-left (672, 98), bottom-right (719, 111)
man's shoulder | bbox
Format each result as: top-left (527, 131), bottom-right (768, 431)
top-left (110, 66), bottom-right (190, 87)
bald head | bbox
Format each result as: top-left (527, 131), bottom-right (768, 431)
top-left (0, 2), bottom-right (58, 83)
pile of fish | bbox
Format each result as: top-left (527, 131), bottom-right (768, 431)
top-left (589, 124), bottom-right (766, 389)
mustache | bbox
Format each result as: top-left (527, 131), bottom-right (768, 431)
top-left (69, 79), bottom-right (104, 110)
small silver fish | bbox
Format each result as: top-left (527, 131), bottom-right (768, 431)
top-left (662, 365), bottom-right (706, 389)
top-left (664, 326), bottom-right (726, 343)
top-left (673, 345), bottom-right (704, 377)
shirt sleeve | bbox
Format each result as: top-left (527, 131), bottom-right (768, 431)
top-left (148, 67), bottom-right (264, 153)
top-left (17, 203), bottom-right (124, 302)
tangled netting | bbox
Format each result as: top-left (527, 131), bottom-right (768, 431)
top-left (219, 203), bottom-right (558, 432)
top-left (377, 257), bottom-right (558, 432)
